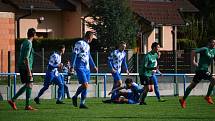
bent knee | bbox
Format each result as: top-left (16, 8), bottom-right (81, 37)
top-left (82, 83), bottom-right (88, 89)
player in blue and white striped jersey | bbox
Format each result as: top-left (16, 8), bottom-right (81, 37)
top-left (70, 31), bottom-right (98, 109)
top-left (34, 45), bottom-right (65, 104)
top-left (108, 41), bottom-right (129, 100)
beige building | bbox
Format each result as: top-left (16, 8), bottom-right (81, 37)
top-left (131, 0), bottom-right (198, 53)
top-left (0, 0), bottom-right (198, 72)
top-left (0, 0), bottom-right (89, 72)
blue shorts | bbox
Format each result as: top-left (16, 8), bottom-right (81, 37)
top-left (126, 92), bottom-right (139, 104)
top-left (76, 68), bottom-right (90, 84)
top-left (112, 72), bottom-right (121, 82)
top-left (44, 71), bottom-right (64, 87)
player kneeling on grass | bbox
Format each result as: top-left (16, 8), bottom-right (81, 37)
top-left (34, 45), bottom-right (65, 104)
top-left (104, 78), bottom-right (143, 104)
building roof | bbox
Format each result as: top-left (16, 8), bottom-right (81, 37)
top-left (5, 0), bottom-right (76, 11)
top-left (174, 0), bottom-right (199, 12)
top-left (0, 0), bottom-right (15, 12)
top-left (132, 1), bottom-right (185, 26)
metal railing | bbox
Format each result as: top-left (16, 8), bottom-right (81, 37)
top-left (1, 72), bottom-right (205, 99)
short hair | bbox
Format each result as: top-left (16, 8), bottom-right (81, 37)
top-left (57, 44), bottom-right (65, 51)
top-left (151, 42), bottom-right (159, 49)
top-left (85, 31), bottom-right (94, 38)
top-left (119, 41), bottom-right (126, 45)
top-left (208, 36), bottom-right (215, 43)
top-left (27, 28), bottom-right (36, 38)
top-left (125, 78), bottom-right (133, 84)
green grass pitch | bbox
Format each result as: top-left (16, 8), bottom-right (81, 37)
top-left (0, 96), bottom-right (214, 121)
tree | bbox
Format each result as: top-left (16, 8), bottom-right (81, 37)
top-left (87, 0), bottom-right (138, 51)
top-left (185, 0), bottom-right (215, 46)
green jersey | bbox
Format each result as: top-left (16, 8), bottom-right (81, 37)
top-left (17, 39), bottom-right (34, 70)
top-left (139, 51), bottom-right (158, 77)
top-left (195, 47), bottom-right (215, 71)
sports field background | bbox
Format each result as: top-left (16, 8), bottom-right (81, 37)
top-left (0, 96), bottom-right (214, 121)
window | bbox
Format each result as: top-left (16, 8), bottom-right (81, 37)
top-left (154, 27), bottom-right (163, 47)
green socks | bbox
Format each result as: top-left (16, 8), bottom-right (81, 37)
top-left (26, 87), bottom-right (32, 106)
top-left (12, 85), bottom-right (26, 101)
top-left (183, 87), bottom-right (192, 100)
top-left (206, 84), bottom-right (214, 97)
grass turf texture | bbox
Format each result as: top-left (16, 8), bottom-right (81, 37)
top-left (0, 96), bottom-right (214, 121)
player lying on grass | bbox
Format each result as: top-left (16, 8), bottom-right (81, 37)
top-left (103, 78), bottom-right (143, 104)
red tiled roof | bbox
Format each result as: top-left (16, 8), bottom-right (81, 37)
top-left (6, 0), bottom-right (76, 11)
top-left (132, 1), bottom-right (185, 25)
top-left (174, 0), bottom-right (199, 12)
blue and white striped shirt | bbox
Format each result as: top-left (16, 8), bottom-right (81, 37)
top-left (71, 40), bottom-right (95, 70)
top-left (108, 49), bottom-right (128, 73)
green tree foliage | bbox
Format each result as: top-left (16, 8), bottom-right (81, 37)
top-left (177, 39), bottom-right (197, 50)
top-left (87, 0), bottom-right (138, 51)
top-left (183, 0), bottom-right (215, 47)
top-left (178, 16), bottom-right (205, 47)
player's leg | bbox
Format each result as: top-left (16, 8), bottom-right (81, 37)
top-left (55, 75), bottom-right (65, 104)
top-left (139, 75), bottom-right (150, 105)
top-left (179, 71), bottom-right (200, 108)
top-left (205, 76), bottom-right (215, 104)
top-left (25, 82), bottom-right (37, 110)
top-left (72, 68), bottom-right (87, 107)
top-left (111, 72), bottom-right (122, 100)
top-left (151, 75), bottom-right (166, 102)
top-left (64, 83), bottom-right (71, 99)
top-left (8, 69), bottom-right (28, 110)
top-left (80, 69), bottom-right (91, 109)
top-left (34, 72), bottom-right (53, 104)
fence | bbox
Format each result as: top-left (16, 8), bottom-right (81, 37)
top-left (2, 72), bottom-right (213, 100)
top-left (13, 49), bottom-right (196, 73)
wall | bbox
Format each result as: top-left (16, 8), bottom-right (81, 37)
top-left (19, 11), bottom-right (63, 38)
top-left (147, 26), bottom-right (173, 52)
top-left (0, 12), bottom-right (15, 72)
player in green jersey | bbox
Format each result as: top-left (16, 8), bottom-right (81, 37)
top-left (179, 37), bottom-right (215, 108)
top-left (8, 28), bottom-right (37, 110)
top-left (139, 42), bottom-right (160, 105)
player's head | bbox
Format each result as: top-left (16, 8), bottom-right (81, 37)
top-left (27, 28), bottom-right (36, 39)
top-left (208, 36), bottom-right (215, 48)
top-left (57, 44), bottom-right (65, 55)
top-left (65, 60), bottom-right (70, 65)
top-left (85, 31), bottom-right (94, 43)
top-left (118, 41), bottom-right (126, 51)
top-left (151, 42), bottom-right (160, 53)
top-left (125, 78), bottom-right (133, 88)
